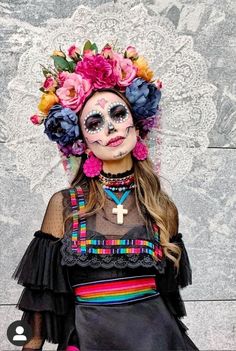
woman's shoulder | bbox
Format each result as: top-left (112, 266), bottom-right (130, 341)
top-left (40, 187), bottom-right (74, 239)
top-left (39, 184), bottom-right (87, 239)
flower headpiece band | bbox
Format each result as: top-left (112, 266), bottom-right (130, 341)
top-left (30, 40), bottom-right (162, 161)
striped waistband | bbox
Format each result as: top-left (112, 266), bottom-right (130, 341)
top-left (73, 275), bottom-right (159, 305)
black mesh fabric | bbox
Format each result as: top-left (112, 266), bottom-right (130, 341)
top-left (12, 186), bottom-right (193, 350)
top-left (11, 191), bottom-right (77, 350)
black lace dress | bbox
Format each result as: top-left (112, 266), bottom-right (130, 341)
top-left (12, 183), bottom-right (199, 351)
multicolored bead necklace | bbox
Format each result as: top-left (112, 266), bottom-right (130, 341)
top-left (98, 167), bottom-right (136, 192)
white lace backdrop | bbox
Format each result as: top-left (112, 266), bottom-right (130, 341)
top-left (2, 0), bottom-right (236, 350)
top-left (5, 1), bottom-right (217, 203)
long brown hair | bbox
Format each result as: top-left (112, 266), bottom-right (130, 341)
top-left (63, 88), bottom-right (182, 271)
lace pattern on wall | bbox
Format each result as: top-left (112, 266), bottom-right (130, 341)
top-left (5, 0), bottom-right (217, 203)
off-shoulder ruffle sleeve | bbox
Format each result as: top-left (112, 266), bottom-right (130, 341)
top-left (12, 231), bottom-right (78, 349)
top-left (157, 232), bottom-right (193, 319)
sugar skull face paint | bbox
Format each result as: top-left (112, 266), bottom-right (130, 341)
top-left (79, 91), bottom-right (138, 161)
top-left (83, 102), bottom-right (129, 134)
top-left (95, 97), bottom-right (109, 108)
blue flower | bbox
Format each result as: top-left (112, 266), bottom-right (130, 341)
top-left (125, 78), bottom-right (161, 119)
top-left (44, 104), bottom-right (80, 146)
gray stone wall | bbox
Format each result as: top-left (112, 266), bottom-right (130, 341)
top-left (1, 0), bottom-right (235, 350)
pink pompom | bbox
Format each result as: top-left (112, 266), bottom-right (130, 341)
top-left (132, 138), bottom-right (148, 160)
top-left (65, 346), bottom-right (80, 351)
top-left (83, 152), bottom-right (103, 177)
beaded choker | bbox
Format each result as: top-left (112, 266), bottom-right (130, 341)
top-left (98, 167), bottom-right (136, 192)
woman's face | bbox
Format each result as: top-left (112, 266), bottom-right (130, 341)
top-left (79, 91), bottom-right (138, 161)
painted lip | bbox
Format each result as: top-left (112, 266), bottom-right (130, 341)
top-left (106, 136), bottom-right (125, 147)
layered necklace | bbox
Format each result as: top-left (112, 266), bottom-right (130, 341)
top-left (98, 167), bottom-right (135, 192)
top-left (98, 167), bottom-right (135, 224)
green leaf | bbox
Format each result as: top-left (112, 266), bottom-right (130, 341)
top-left (68, 60), bottom-right (76, 72)
top-left (83, 40), bottom-right (92, 53)
top-left (39, 64), bottom-right (53, 77)
top-left (51, 56), bottom-right (71, 72)
top-left (91, 43), bottom-right (98, 53)
top-left (39, 87), bottom-right (46, 93)
top-left (42, 69), bottom-right (50, 78)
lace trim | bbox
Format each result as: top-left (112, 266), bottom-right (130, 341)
top-left (60, 234), bottom-right (166, 272)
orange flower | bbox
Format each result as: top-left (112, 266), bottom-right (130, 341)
top-left (52, 50), bottom-right (66, 58)
top-left (133, 56), bottom-right (154, 82)
top-left (38, 92), bottom-right (59, 114)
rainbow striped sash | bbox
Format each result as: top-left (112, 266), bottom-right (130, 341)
top-left (73, 275), bottom-right (159, 305)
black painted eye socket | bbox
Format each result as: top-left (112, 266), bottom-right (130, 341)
top-left (109, 105), bottom-right (128, 122)
top-left (85, 114), bottom-right (104, 132)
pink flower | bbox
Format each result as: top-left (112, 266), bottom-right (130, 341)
top-left (43, 77), bottom-right (57, 91)
top-left (125, 46), bottom-right (139, 59)
top-left (83, 49), bottom-right (95, 57)
top-left (56, 73), bottom-right (92, 112)
top-left (101, 44), bottom-right (114, 59)
top-left (75, 54), bottom-right (118, 89)
top-left (68, 44), bottom-right (80, 60)
top-left (57, 71), bottom-right (70, 87)
top-left (71, 140), bottom-right (86, 156)
top-left (155, 79), bottom-right (163, 89)
top-left (30, 114), bottom-right (45, 125)
top-left (114, 53), bottom-right (137, 89)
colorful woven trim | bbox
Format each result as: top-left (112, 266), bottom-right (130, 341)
top-left (73, 275), bottom-right (159, 304)
top-left (69, 187), bottom-right (87, 253)
top-left (69, 187), bottom-right (163, 261)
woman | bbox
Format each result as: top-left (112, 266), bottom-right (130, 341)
top-left (12, 41), bottom-right (199, 350)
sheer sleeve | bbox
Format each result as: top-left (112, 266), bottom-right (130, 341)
top-left (12, 191), bottom-right (78, 350)
top-left (158, 233), bottom-right (193, 319)
top-left (40, 191), bottom-right (64, 238)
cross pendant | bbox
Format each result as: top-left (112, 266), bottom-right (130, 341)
top-left (112, 204), bottom-right (128, 224)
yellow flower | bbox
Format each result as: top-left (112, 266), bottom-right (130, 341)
top-left (38, 92), bottom-right (59, 114)
top-left (133, 56), bottom-right (154, 82)
top-left (52, 50), bottom-right (66, 58)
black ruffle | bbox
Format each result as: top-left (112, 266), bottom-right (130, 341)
top-left (157, 232), bottom-right (193, 318)
top-left (170, 232), bottom-right (192, 289)
top-left (165, 232), bottom-right (192, 290)
top-left (20, 304), bottom-right (76, 345)
top-left (12, 230), bottom-right (71, 293)
top-left (12, 231), bottom-right (76, 345)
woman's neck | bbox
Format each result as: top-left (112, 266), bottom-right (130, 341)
top-left (102, 154), bottom-right (133, 174)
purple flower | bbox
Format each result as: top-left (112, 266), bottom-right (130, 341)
top-left (59, 140), bottom-right (86, 157)
top-left (139, 116), bottom-right (158, 131)
top-left (125, 78), bottom-right (161, 119)
top-left (44, 104), bottom-right (80, 146)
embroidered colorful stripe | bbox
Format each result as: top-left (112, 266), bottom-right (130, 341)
top-left (69, 186), bottom-right (163, 261)
top-left (73, 275), bottom-right (159, 304)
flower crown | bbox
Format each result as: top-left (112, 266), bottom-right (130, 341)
top-left (30, 40), bottom-right (162, 158)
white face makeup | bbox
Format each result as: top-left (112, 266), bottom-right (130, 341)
top-left (79, 91), bottom-right (138, 161)
top-left (83, 101), bottom-right (129, 136)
